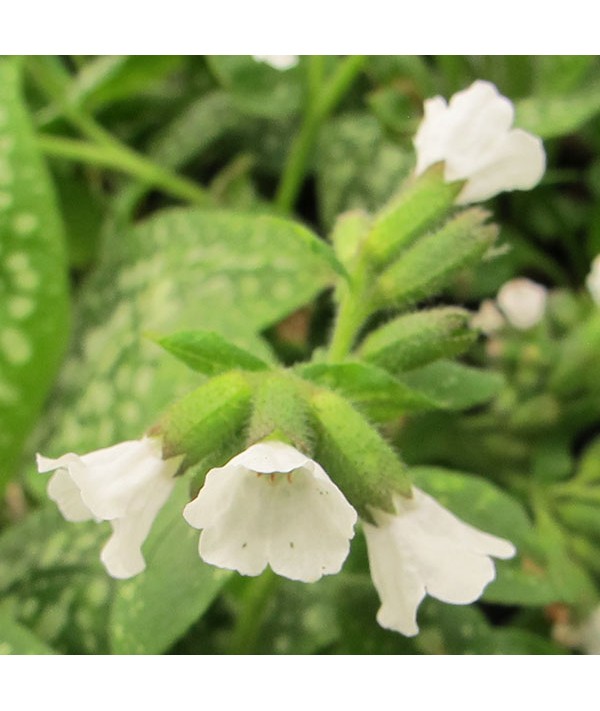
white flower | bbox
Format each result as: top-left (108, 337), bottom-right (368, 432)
top-left (363, 487), bottom-right (515, 636)
top-left (471, 298), bottom-right (506, 334)
top-left (36, 437), bottom-right (182, 579)
top-left (496, 277), bottom-right (548, 330)
top-left (586, 255), bottom-right (600, 305)
top-left (252, 55), bottom-right (299, 71)
top-left (183, 440), bottom-right (357, 583)
top-left (414, 80), bottom-right (545, 204)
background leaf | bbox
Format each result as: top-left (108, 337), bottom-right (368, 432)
top-left (0, 58), bottom-right (69, 491)
top-left (110, 479), bottom-right (231, 654)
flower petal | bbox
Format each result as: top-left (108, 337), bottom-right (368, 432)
top-left (456, 129), bottom-right (546, 204)
top-left (100, 470), bottom-right (176, 579)
top-left (183, 442), bottom-right (357, 582)
top-left (227, 440), bottom-right (310, 474)
top-left (363, 519), bottom-right (425, 636)
top-left (43, 463), bottom-right (94, 522)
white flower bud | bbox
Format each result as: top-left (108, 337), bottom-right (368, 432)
top-left (496, 278), bottom-right (548, 330)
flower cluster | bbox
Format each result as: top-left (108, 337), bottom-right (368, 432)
top-left (39, 437), bottom-right (514, 636)
top-left (38, 78), bottom-right (544, 637)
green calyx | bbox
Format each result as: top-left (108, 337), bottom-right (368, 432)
top-left (362, 163), bottom-right (463, 268)
top-left (357, 306), bottom-right (476, 374)
top-left (155, 370), bottom-right (253, 470)
top-left (374, 207), bottom-right (498, 311)
top-left (245, 371), bottom-right (315, 454)
top-left (310, 388), bottom-right (412, 521)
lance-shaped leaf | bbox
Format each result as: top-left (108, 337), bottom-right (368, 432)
top-left (297, 361), bottom-right (437, 422)
top-left (516, 81), bottom-right (600, 139)
top-left (310, 388), bottom-right (411, 520)
top-left (375, 208), bottom-right (498, 310)
top-left (363, 164), bottom-right (462, 267)
top-left (0, 58), bottom-right (69, 492)
top-left (358, 307), bottom-right (476, 374)
top-left (155, 330), bottom-right (269, 376)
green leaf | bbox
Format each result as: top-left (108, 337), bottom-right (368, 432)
top-left (110, 479), bottom-right (231, 654)
top-left (0, 506), bottom-right (113, 654)
top-left (206, 56), bottom-right (301, 119)
top-left (316, 113), bottom-right (413, 230)
top-left (396, 360), bottom-right (504, 410)
top-left (533, 56), bottom-right (597, 95)
top-left (0, 603), bottom-right (57, 654)
top-left (477, 628), bottom-right (565, 655)
top-left (297, 361), bottom-right (437, 422)
top-left (483, 560), bottom-right (564, 606)
top-left (147, 90), bottom-right (241, 170)
top-left (68, 56), bottom-right (184, 112)
top-left (156, 330), bottom-right (269, 376)
top-left (358, 307), bottom-right (476, 374)
top-left (0, 58), bottom-right (70, 491)
top-left (516, 82), bottom-right (600, 139)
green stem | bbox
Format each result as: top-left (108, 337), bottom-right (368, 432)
top-left (275, 55), bottom-right (366, 214)
top-left (327, 259), bottom-right (371, 362)
top-left (38, 134), bottom-right (212, 207)
top-left (229, 568), bottom-right (279, 654)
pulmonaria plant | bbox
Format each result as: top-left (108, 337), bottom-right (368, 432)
top-left (37, 437), bottom-right (182, 579)
top-left (414, 80), bottom-right (545, 204)
top-left (183, 440), bottom-right (357, 583)
top-left (36, 75), bottom-right (546, 643)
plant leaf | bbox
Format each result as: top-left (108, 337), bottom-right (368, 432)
top-left (0, 57), bottom-right (69, 491)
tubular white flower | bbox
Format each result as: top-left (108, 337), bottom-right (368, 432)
top-left (36, 437), bottom-right (182, 579)
top-left (363, 487), bottom-right (515, 636)
top-left (252, 55), bottom-right (299, 71)
top-left (414, 80), bottom-right (545, 204)
top-left (586, 255), bottom-right (600, 305)
top-left (496, 277), bottom-right (548, 330)
top-left (183, 440), bottom-right (357, 583)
